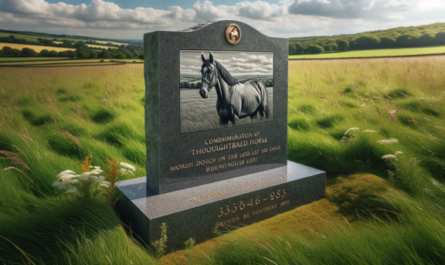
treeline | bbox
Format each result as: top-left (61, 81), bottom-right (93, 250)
top-left (0, 34), bottom-right (125, 49)
top-left (0, 37), bottom-right (144, 59)
top-left (289, 22), bottom-right (445, 54)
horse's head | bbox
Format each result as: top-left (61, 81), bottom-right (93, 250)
top-left (199, 53), bottom-right (217, 99)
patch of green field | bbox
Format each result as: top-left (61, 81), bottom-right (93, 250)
top-left (1, 56), bottom-right (445, 264)
top-left (289, 45), bottom-right (445, 59)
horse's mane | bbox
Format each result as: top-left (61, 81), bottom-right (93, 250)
top-left (215, 61), bottom-right (240, 86)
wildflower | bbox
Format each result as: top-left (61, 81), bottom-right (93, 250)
top-left (120, 168), bottom-right (134, 176)
top-left (395, 151), bottom-right (403, 156)
top-left (57, 170), bottom-right (76, 179)
top-left (388, 110), bottom-right (396, 114)
top-left (65, 187), bottom-right (78, 193)
top-left (382, 154), bottom-right (397, 160)
top-left (377, 138), bottom-right (398, 144)
top-left (120, 162), bottom-right (136, 172)
top-left (363, 130), bottom-right (379, 133)
top-left (344, 127), bottom-right (359, 136)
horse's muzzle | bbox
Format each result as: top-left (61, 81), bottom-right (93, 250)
top-left (199, 89), bottom-right (208, 98)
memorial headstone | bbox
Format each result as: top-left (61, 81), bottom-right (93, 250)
top-left (116, 20), bottom-right (326, 251)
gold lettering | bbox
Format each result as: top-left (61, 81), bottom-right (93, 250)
top-left (170, 162), bottom-right (194, 171)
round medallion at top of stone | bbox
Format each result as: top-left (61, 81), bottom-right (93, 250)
top-left (225, 24), bottom-right (241, 45)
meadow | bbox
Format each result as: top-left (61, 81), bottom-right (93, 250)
top-left (0, 43), bottom-right (76, 53)
top-left (0, 56), bottom-right (445, 264)
top-left (289, 45), bottom-right (445, 59)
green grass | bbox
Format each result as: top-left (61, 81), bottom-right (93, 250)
top-left (289, 45), bottom-right (445, 59)
top-left (1, 56), bottom-right (445, 264)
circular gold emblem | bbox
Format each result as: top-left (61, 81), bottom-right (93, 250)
top-left (225, 24), bottom-right (241, 45)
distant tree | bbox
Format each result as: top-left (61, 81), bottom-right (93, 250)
top-left (330, 43), bottom-right (338, 50)
top-left (132, 50), bottom-right (139, 57)
top-left (43, 39), bottom-right (55, 46)
top-left (62, 40), bottom-right (72, 48)
top-left (379, 37), bottom-right (396, 48)
top-left (296, 44), bottom-right (305, 54)
top-left (308, 45), bottom-right (324, 54)
top-left (2, 46), bottom-right (13, 56)
top-left (89, 52), bottom-right (98, 59)
top-left (123, 50), bottom-right (134, 58)
top-left (434, 32), bottom-right (445, 45)
top-left (98, 50), bottom-right (111, 58)
top-left (396, 34), bottom-right (418, 47)
top-left (40, 49), bottom-right (50, 56)
top-left (323, 44), bottom-right (333, 52)
top-left (21, 48), bottom-right (36, 57)
top-left (78, 51), bottom-right (89, 59)
top-left (288, 43), bottom-right (297, 55)
top-left (116, 53), bottom-right (126, 59)
top-left (418, 33), bottom-right (435, 46)
top-left (49, 50), bottom-right (58, 57)
top-left (337, 40), bottom-right (349, 51)
top-left (138, 54), bottom-right (144, 60)
top-left (355, 35), bottom-right (380, 50)
top-left (58, 51), bottom-right (68, 57)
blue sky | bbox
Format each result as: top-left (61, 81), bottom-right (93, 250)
top-left (0, 0), bottom-right (444, 39)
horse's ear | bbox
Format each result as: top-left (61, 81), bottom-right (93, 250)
top-left (209, 53), bottom-right (214, 64)
top-left (201, 54), bottom-right (206, 63)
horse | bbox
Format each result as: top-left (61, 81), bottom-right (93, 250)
top-left (199, 53), bottom-right (268, 125)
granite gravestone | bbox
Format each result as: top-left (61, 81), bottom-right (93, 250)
top-left (116, 21), bottom-right (326, 251)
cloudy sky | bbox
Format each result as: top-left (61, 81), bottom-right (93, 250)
top-left (181, 51), bottom-right (273, 77)
top-left (0, 0), bottom-right (444, 39)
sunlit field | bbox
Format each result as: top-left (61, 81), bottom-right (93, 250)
top-left (289, 45), bottom-right (445, 59)
top-left (1, 57), bottom-right (445, 264)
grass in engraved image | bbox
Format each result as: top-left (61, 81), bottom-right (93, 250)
top-left (180, 50), bottom-right (274, 133)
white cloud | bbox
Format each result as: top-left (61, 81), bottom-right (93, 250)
top-left (0, 0), bottom-right (444, 39)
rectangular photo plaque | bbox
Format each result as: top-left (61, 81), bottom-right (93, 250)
top-left (180, 50), bottom-right (274, 134)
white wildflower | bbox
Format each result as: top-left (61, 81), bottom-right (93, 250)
top-left (395, 151), bottom-right (403, 156)
top-left (344, 127), bottom-right (359, 136)
top-left (57, 181), bottom-right (72, 189)
top-left (363, 130), bottom-right (379, 133)
top-left (78, 174), bottom-right (92, 181)
top-left (71, 179), bottom-right (79, 183)
top-left (360, 104), bottom-right (366, 107)
top-left (100, 181), bottom-right (111, 188)
top-left (377, 138), bottom-right (398, 144)
top-left (382, 154), bottom-right (397, 160)
top-left (388, 110), bottom-right (396, 114)
top-left (120, 162), bottom-right (136, 172)
top-left (58, 174), bottom-right (77, 181)
top-left (424, 117), bottom-right (430, 121)
top-left (52, 181), bottom-right (62, 187)
top-left (91, 169), bottom-right (103, 175)
top-left (57, 170), bottom-right (75, 178)
top-left (65, 187), bottom-right (78, 193)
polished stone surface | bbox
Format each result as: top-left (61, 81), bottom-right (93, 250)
top-left (144, 20), bottom-right (289, 194)
top-left (116, 161), bottom-right (325, 251)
